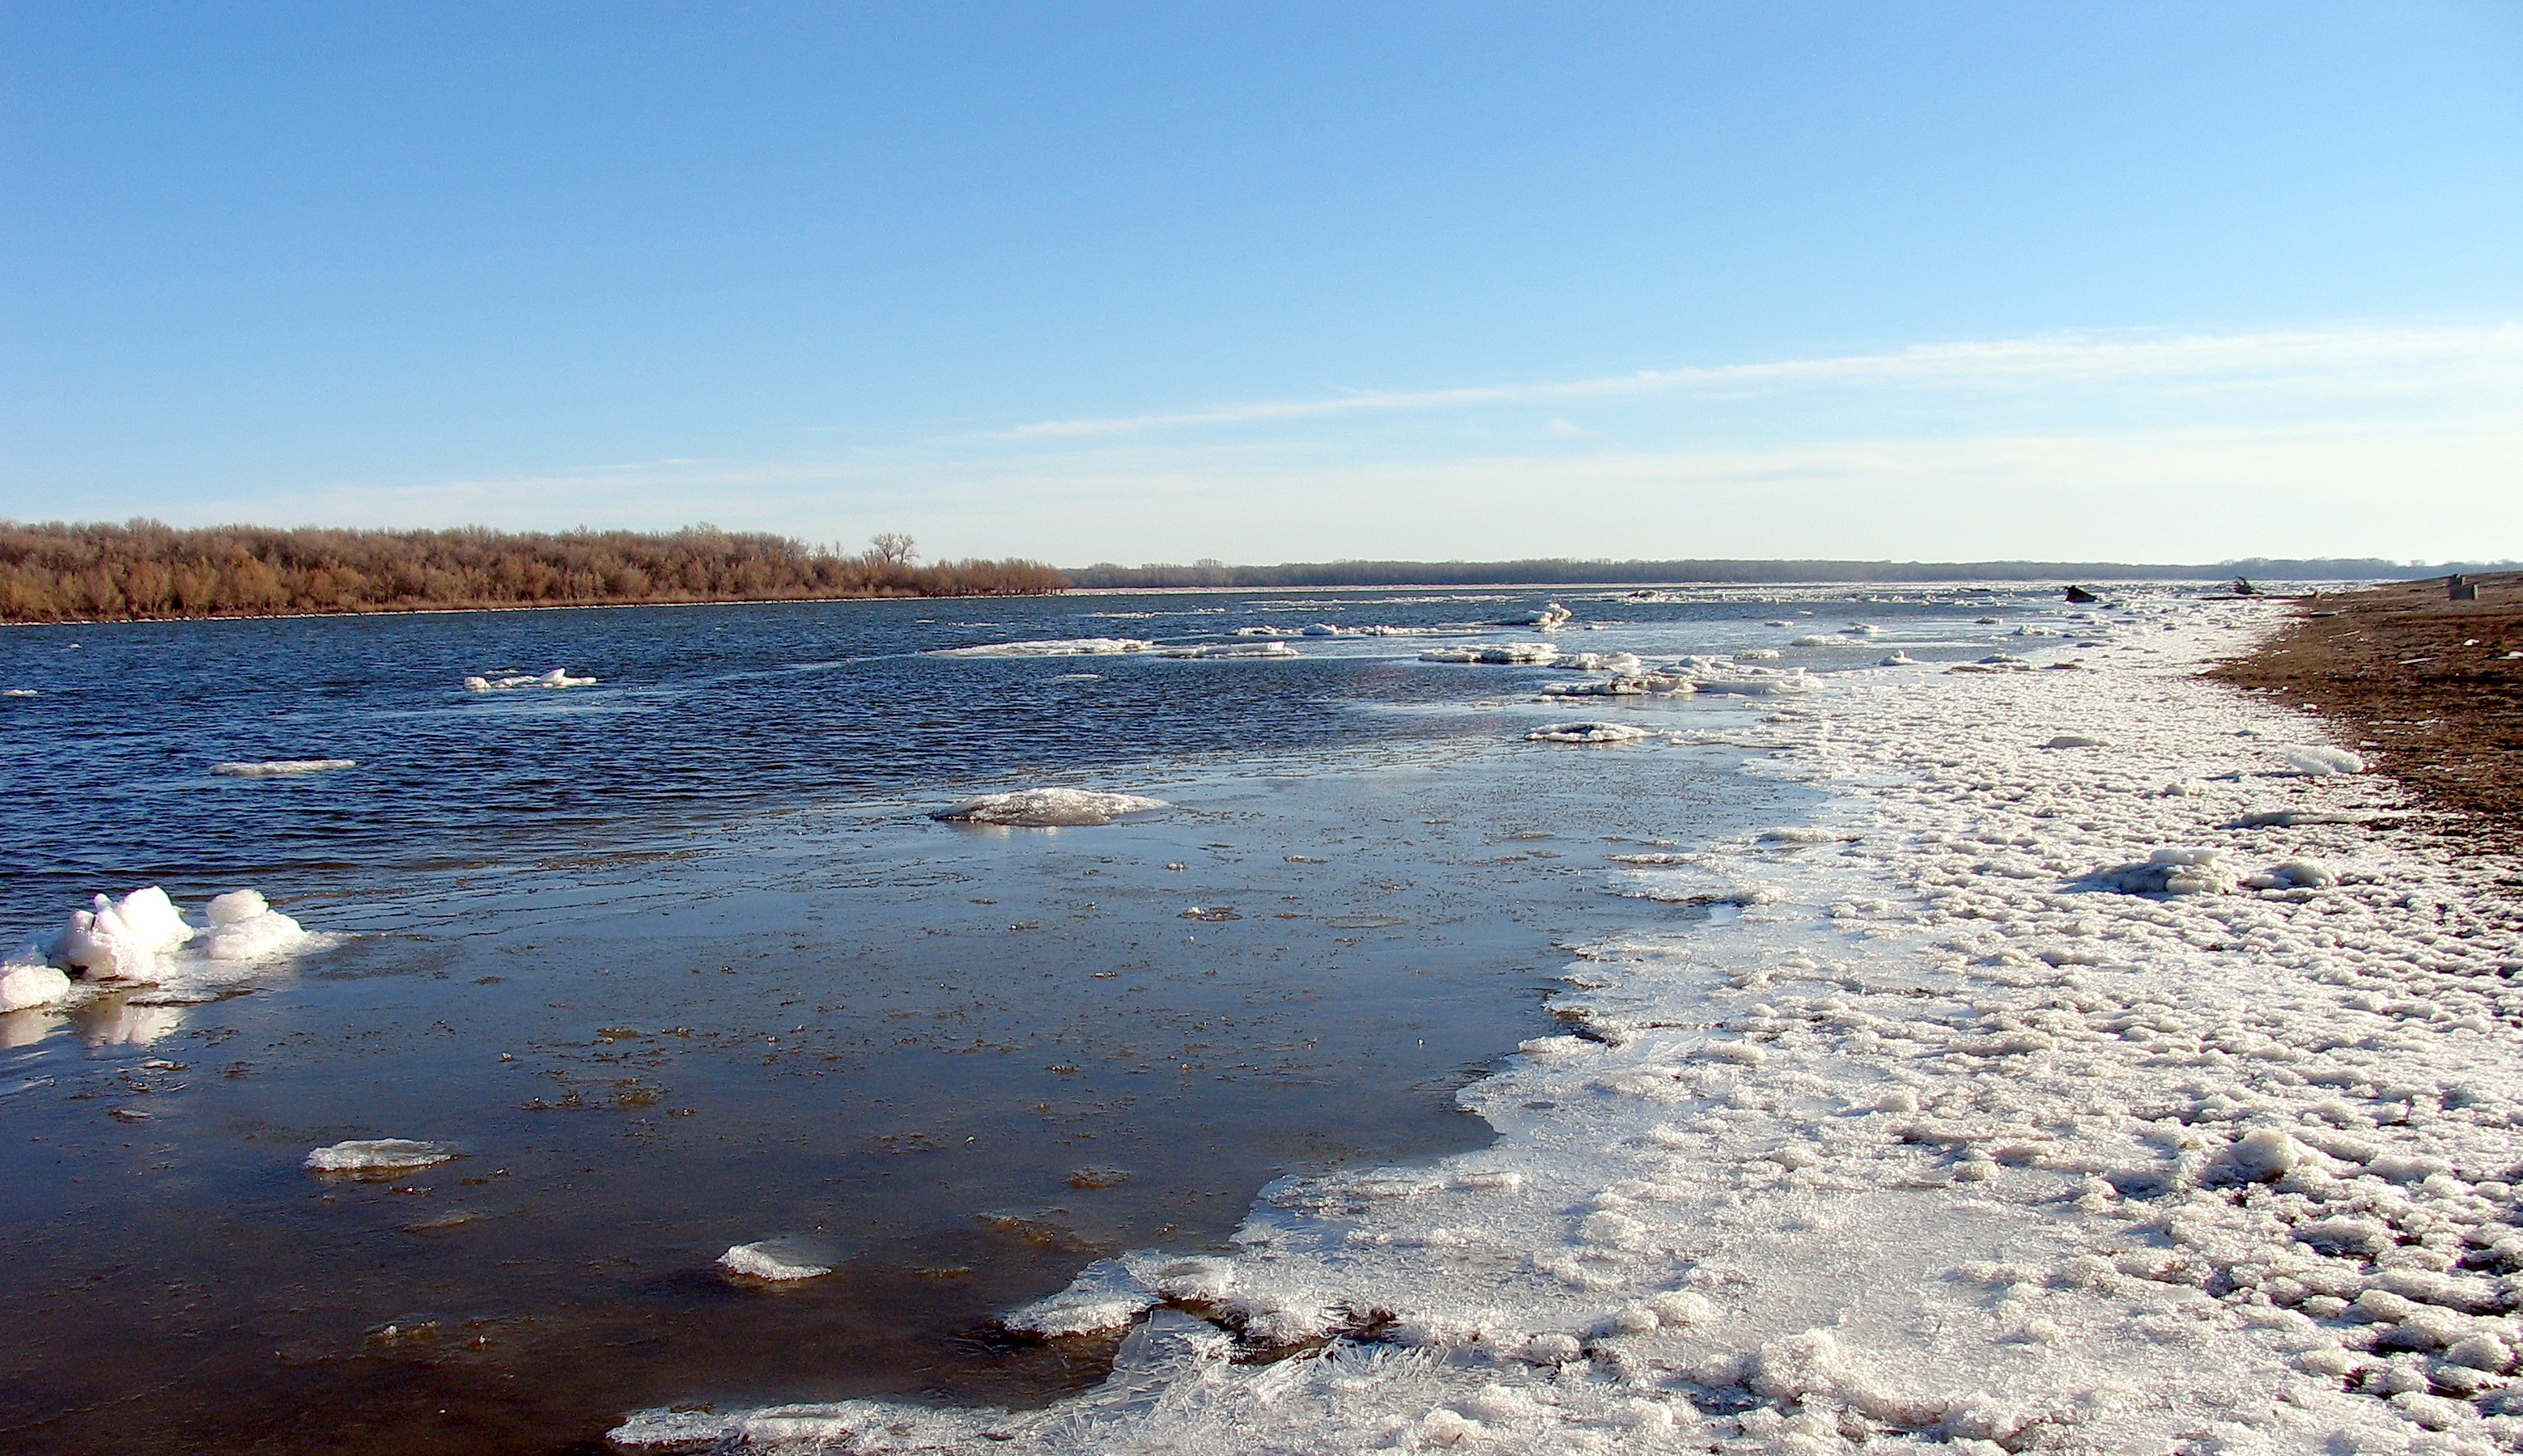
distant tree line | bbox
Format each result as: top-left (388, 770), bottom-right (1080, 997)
top-left (1064, 556), bottom-right (2515, 590)
top-left (0, 520), bottom-right (1065, 622)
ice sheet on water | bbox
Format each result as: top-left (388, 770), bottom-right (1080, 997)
top-left (1420, 643), bottom-right (1561, 664)
top-left (211, 758), bottom-right (356, 777)
top-left (932, 638), bottom-right (1156, 658)
top-left (463, 669), bottom-right (596, 690)
top-left (304, 1139), bottom-right (455, 1174)
top-left (1687, 667), bottom-right (1820, 695)
top-left (1526, 722), bottom-right (1655, 743)
top-left (1550, 652), bottom-right (1643, 673)
top-left (1157, 642), bottom-right (1298, 659)
top-left (932, 788), bottom-right (1170, 827)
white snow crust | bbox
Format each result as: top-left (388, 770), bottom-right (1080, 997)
top-left (933, 788), bottom-right (1170, 828)
top-left (618, 595), bottom-right (2523, 1456)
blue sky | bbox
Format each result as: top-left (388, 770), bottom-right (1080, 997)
top-left (4, 2), bottom-right (2518, 565)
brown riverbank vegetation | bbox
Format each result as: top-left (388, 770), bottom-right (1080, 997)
top-left (0, 521), bottom-right (1066, 622)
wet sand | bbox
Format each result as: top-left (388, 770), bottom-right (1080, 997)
top-left (2211, 572), bottom-right (2523, 845)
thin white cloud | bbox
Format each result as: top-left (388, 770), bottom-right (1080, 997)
top-left (997, 323), bottom-right (2523, 439)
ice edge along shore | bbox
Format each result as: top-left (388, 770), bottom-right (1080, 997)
top-left (618, 596), bottom-right (2523, 1456)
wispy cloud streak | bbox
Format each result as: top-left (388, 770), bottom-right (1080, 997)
top-left (1000, 324), bottom-right (2523, 439)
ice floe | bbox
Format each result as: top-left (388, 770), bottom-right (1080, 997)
top-left (304, 1139), bottom-right (455, 1174)
top-left (933, 788), bottom-right (1170, 827)
top-left (211, 758), bottom-right (357, 777)
top-left (463, 669), bottom-right (597, 690)
top-left (1525, 722), bottom-right (1656, 744)
top-left (1499, 603), bottom-right (1574, 629)
top-left (932, 639), bottom-right (1156, 658)
top-left (1421, 643), bottom-right (1562, 665)
top-left (719, 1241), bottom-right (834, 1282)
top-left (1158, 641), bottom-right (1299, 659)
top-left (7, 885), bottom-right (319, 1008)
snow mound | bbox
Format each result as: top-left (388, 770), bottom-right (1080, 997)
top-left (1526, 722), bottom-right (1655, 744)
top-left (2088, 847), bottom-right (2240, 896)
top-left (463, 669), bottom-right (595, 690)
top-left (1420, 643), bottom-right (1561, 664)
top-left (212, 758), bottom-right (356, 777)
top-left (933, 788), bottom-right (1169, 827)
top-left (304, 1139), bottom-right (454, 1174)
top-left (718, 1241), bottom-right (833, 1281)
top-left (2286, 745), bottom-right (2365, 775)
top-left (932, 638), bottom-right (1156, 658)
top-left (1157, 641), bottom-right (1298, 659)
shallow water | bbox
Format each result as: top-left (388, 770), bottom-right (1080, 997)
top-left (0, 586), bottom-right (2069, 1454)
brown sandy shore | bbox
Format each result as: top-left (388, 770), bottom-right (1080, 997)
top-left (2211, 571), bottom-right (2523, 851)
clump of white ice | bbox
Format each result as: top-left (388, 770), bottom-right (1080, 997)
top-left (1157, 642), bottom-right (1298, 659)
top-left (2287, 745), bottom-right (2366, 775)
top-left (1499, 603), bottom-right (1573, 629)
top-left (1420, 643), bottom-right (1561, 665)
top-left (304, 1139), bottom-right (454, 1173)
top-left (0, 961), bottom-right (72, 1012)
top-left (53, 886), bottom-right (195, 980)
top-left (933, 788), bottom-right (1169, 827)
top-left (463, 669), bottom-right (596, 690)
top-left (1526, 722), bottom-right (1654, 744)
top-left (211, 758), bottom-right (357, 777)
top-left (20, 885), bottom-right (315, 997)
top-left (932, 639), bottom-right (1156, 658)
top-left (718, 1241), bottom-right (833, 1281)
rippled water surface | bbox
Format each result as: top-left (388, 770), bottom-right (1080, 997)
top-left (0, 587), bottom-right (2045, 1454)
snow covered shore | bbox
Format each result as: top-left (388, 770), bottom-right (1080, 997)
top-left (615, 598), bottom-right (2523, 1455)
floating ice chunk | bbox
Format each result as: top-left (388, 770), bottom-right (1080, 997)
top-left (1157, 641), bottom-right (1298, 659)
top-left (0, 961), bottom-right (71, 1012)
top-left (1420, 643), bottom-right (1561, 664)
top-left (1003, 1257), bottom-right (1158, 1335)
top-left (463, 669), bottom-right (597, 690)
top-left (1, 688), bottom-right (35, 698)
top-left (1527, 721), bottom-right (1654, 743)
top-left (933, 788), bottom-right (1169, 827)
top-left (1846, 622), bottom-right (1882, 635)
top-left (1499, 603), bottom-right (1573, 629)
top-left (1540, 677), bottom-right (1652, 697)
top-left (208, 890), bottom-right (269, 924)
top-left (53, 887), bottom-right (195, 980)
top-left (2245, 860), bottom-right (2340, 890)
top-left (718, 1241), bottom-right (833, 1281)
top-left (1551, 652), bottom-right (1643, 673)
top-left (1790, 635), bottom-right (1842, 647)
top-left (212, 758), bottom-right (356, 777)
top-left (1738, 647), bottom-right (1782, 660)
top-left (1690, 669), bottom-right (1819, 696)
top-left (2043, 735), bottom-right (2107, 749)
top-left (202, 905), bottom-right (308, 960)
top-left (1230, 626), bottom-right (1297, 637)
top-left (932, 638), bottom-right (1156, 658)
top-left (1880, 652), bottom-right (1917, 666)
top-left (304, 1139), bottom-right (455, 1173)
top-left (2286, 745), bottom-right (2365, 775)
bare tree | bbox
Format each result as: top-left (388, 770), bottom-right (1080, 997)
top-left (869, 533), bottom-right (918, 566)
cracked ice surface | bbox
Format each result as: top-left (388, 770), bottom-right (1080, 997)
top-left (614, 598), bottom-right (2523, 1456)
